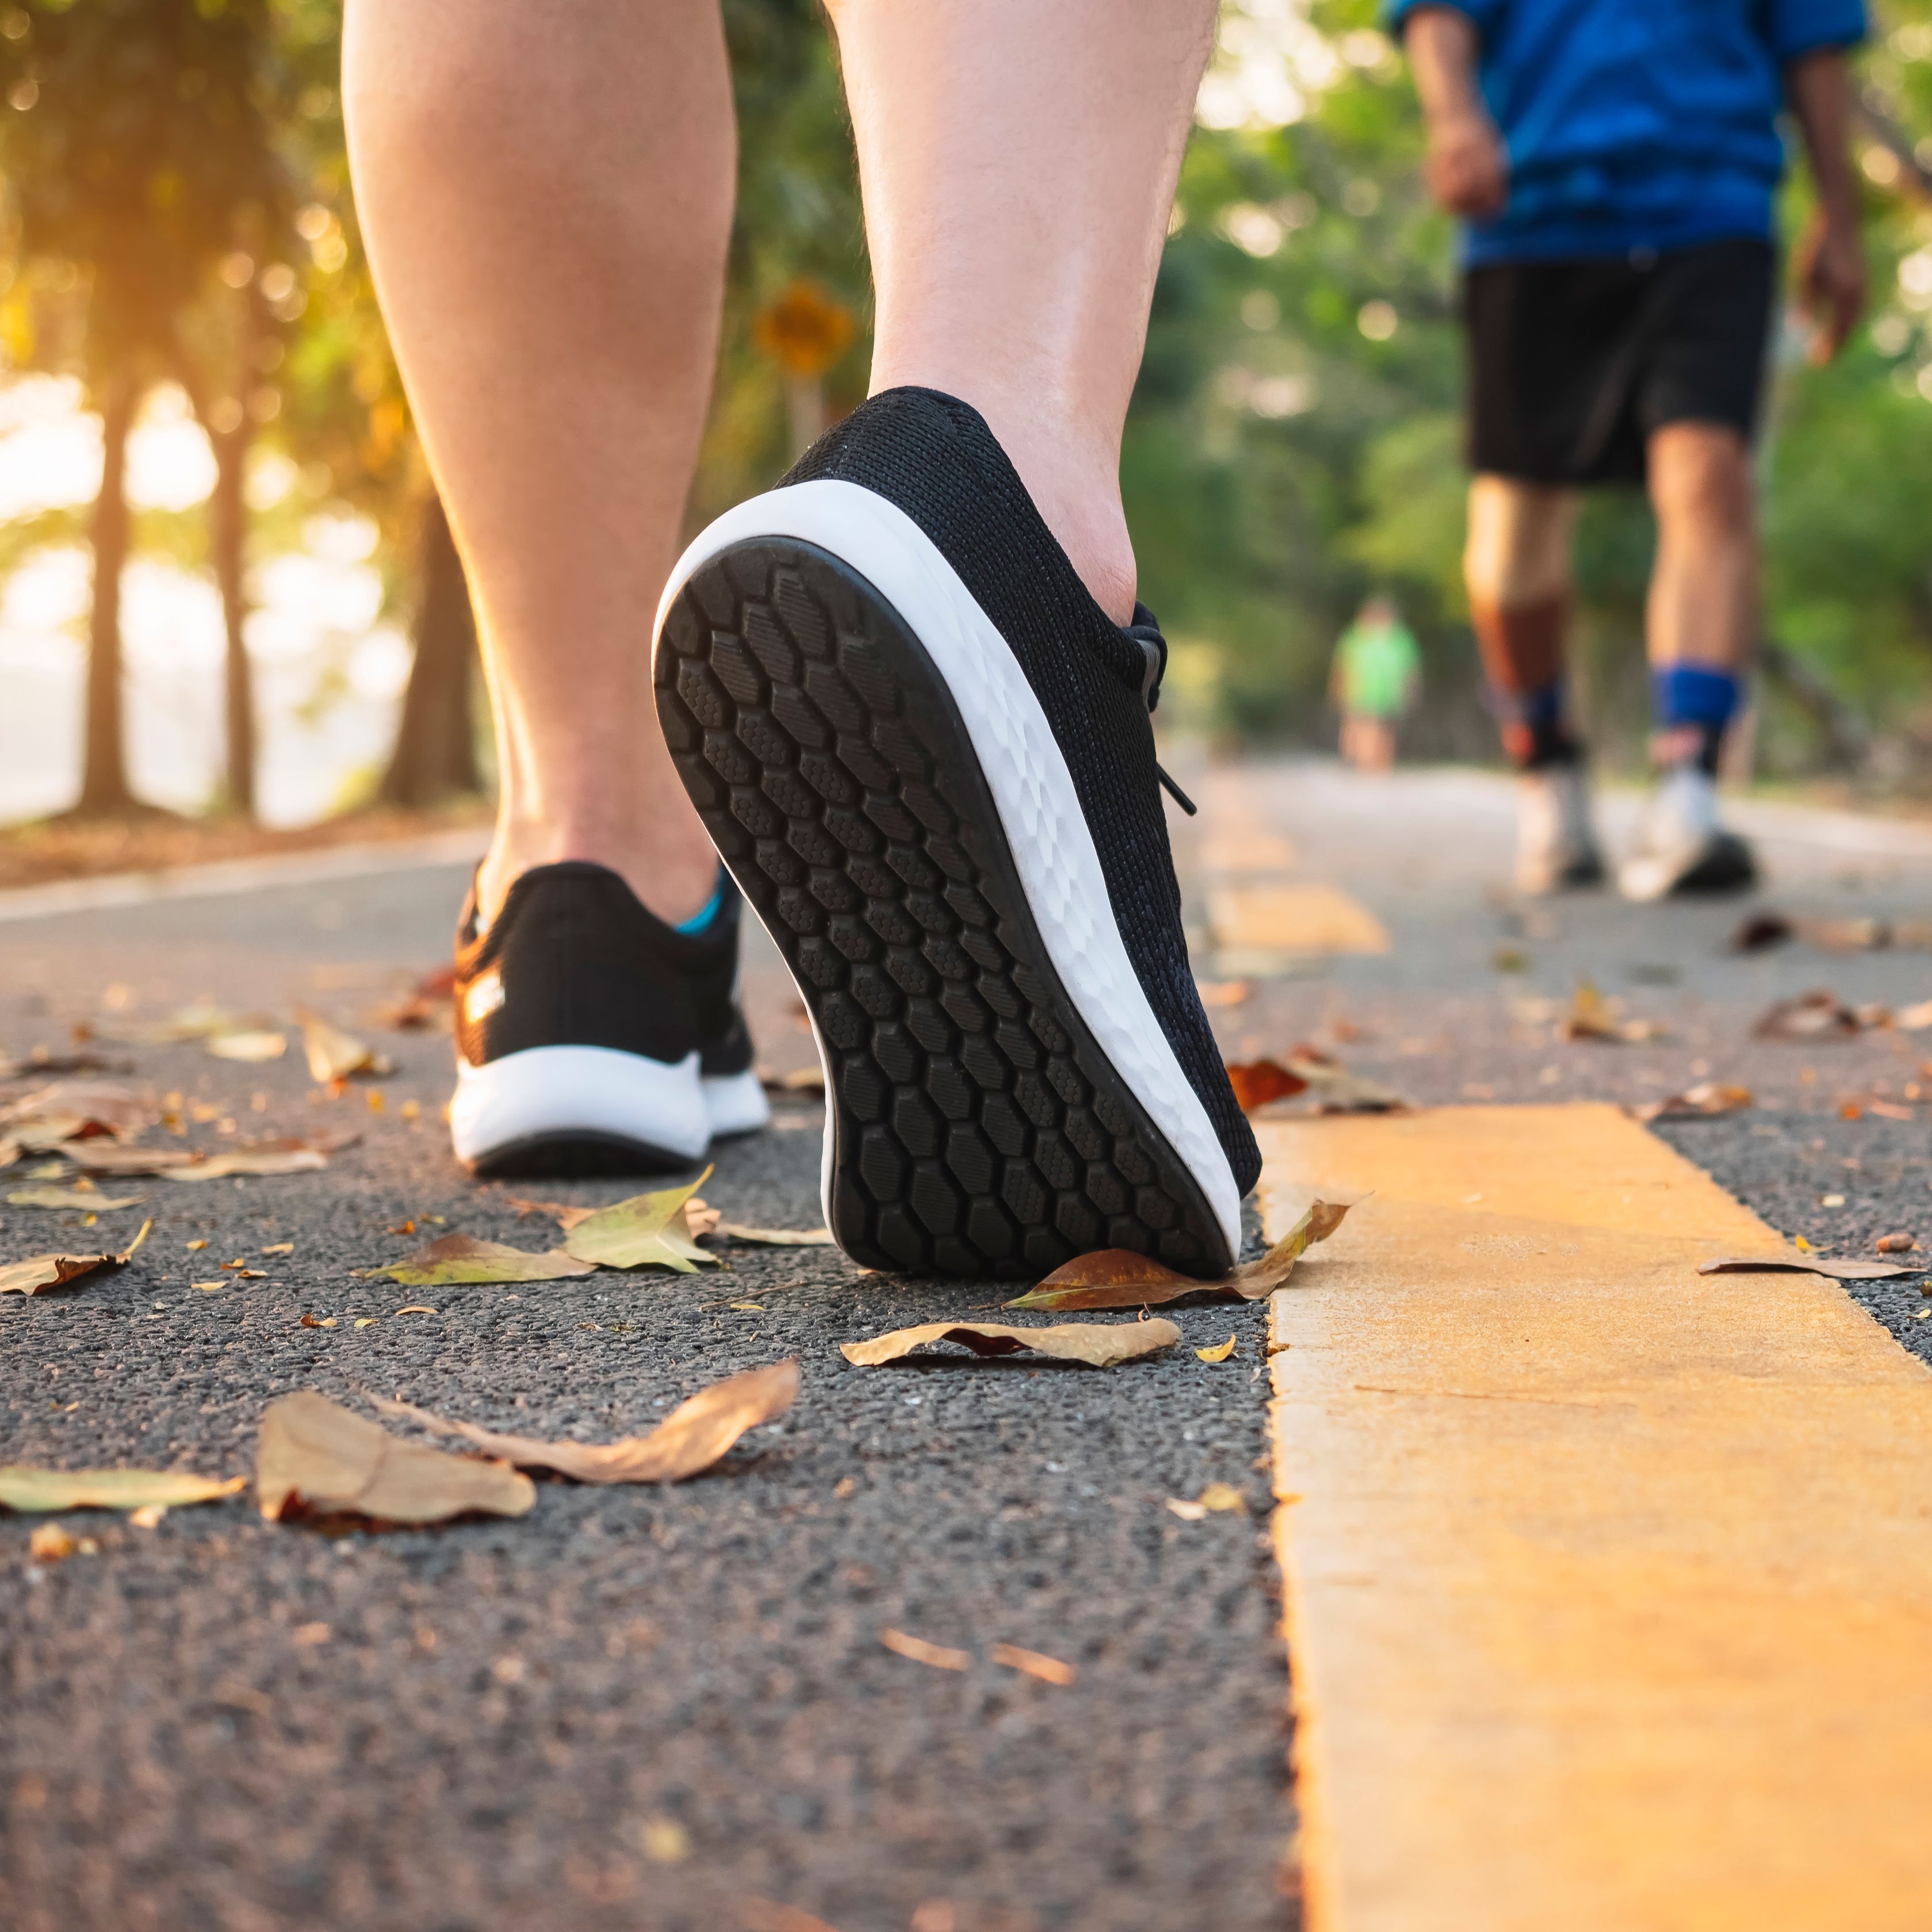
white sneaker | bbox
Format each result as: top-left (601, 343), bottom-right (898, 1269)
top-left (1514, 764), bottom-right (1605, 896)
top-left (1617, 766), bottom-right (1757, 902)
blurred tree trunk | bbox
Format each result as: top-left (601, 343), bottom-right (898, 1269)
top-left (378, 491), bottom-right (481, 806)
top-left (211, 414), bottom-right (255, 816)
top-left (74, 372), bottom-right (140, 817)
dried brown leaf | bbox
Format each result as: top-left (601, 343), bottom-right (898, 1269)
top-left (0, 1218), bottom-right (151, 1296)
top-left (371, 1359), bottom-right (799, 1484)
top-left (1, 1080), bottom-right (153, 1141)
top-left (1225, 1058), bottom-right (1307, 1111)
top-left (840, 1318), bottom-right (1180, 1368)
top-left (1004, 1200), bottom-right (1353, 1312)
top-left (1698, 1253), bottom-right (1926, 1281)
top-left (1633, 1081), bottom-right (1753, 1123)
top-left (1286, 1053), bottom-right (1411, 1112)
top-left (164, 1142), bottom-right (331, 1181)
top-left (1558, 980), bottom-right (1664, 1043)
top-left (1753, 989), bottom-right (1861, 1040)
top-left (63, 1143), bottom-right (201, 1176)
top-left (1877, 1231), bottom-right (1919, 1254)
top-left (7, 1185), bottom-right (145, 1210)
top-left (297, 1009), bottom-right (392, 1083)
top-left (0, 1467), bottom-right (245, 1512)
top-left (879, 1627), bottom-right (970, 1671)
top-left (380, 1233), bottom-right (594, 1286)
top-left (206, 1030), bottom-right (288, 1063)
top-left (714, 1223), bottom-right (836, 1246)
top-left (255, 1391), bottom-right (535, 1524)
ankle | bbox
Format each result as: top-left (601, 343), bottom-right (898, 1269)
top-left (477, 812), bottom-right (719, 933)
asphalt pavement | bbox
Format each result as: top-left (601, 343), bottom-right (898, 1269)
top-left (5, 758), bottom-right (1932, 1932)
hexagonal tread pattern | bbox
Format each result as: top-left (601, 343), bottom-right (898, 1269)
top-left (656, 538), bottom-right (1219, 1278)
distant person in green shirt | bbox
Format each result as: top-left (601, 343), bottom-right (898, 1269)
top-left (1330, 596), bottom-right (1421, 772)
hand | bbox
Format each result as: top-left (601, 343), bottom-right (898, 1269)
top-left (1796, 209), bottom-right (1866, 364)
top-left (1424, 110), bottom-right (1508, 219)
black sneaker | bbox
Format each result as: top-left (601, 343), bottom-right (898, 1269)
top-left (652, 386), bottom-right (1259, 1278)
top-left (449, 861), bottom-right (767, 1176)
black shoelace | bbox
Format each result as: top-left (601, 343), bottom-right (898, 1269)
top-left (1123, 605), bottom-right (1197, 816)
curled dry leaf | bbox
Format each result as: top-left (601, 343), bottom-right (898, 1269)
top-left (1286, 1050), bottom-right (1411, 1113)
top-left (0, 1218), bottom-right (151, 1296)
top-left (1698, 1253), bottom-right (1926, 1281)
top-left (380, 1233), bottom-right (594, 1287)
top-left (95, 1001), bottom-right (239, 1045)
top-left (1876, 1231), bottom-right (1919, 1254)
top-left (562, 1171), bottom-right (720, 1272)
top-left (164, 1142), bottom-right (331, 1181)
top-left (840, 1318), bottom-right (1180, 1369)
top-left (1558, 980), bottom-right (1665, 1044)
top-left (1633, 1081), bottom-right (1753, 1123)
top-left (879, 1627), bottom-right (970, 1671)
top-left (371, 1359), bottom-right (799, 1485)
top-left (0, 1466), bottom-right (245, 1513)
top-left (297, 1009), bottom-right (393, 1084)
top-left (1753, 989), bottom-right (1862, 1040)
top-left (1004, 1200), bottom-right (1353, 1313)
top-left (8, 1185), bottom-right (145, 1210)
top-left (1226, 1058), bottom-right (1307, 1111)
top-left (714, 1223), bottom-right (836, 1246)
top-left (1195, 1335), bottom-right (1238, 1363)
top-left (256, 1391), bottom-right (535, 1524)
top-left (29, 1522), bottom-right (76, 1562)
top-left (1166, 1480), bottom-right (1248, 1521)
top-left (64, 1143), bottom-right (200, 1176)
top-left (206, 1031), bottom-right (287, 1063)
top-left (1, 1080), bottom-right (153, 1142)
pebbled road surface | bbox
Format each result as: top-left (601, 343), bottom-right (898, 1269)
top-left (6, 759), bottom-right (1932, 1932)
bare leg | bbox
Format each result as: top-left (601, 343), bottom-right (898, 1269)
top-left (343, 0), bottom-right (732, 929)
top-left (827, 0), bottom-right (1219, 624)
top-left (1646, 423), bottom-right (1757, 673)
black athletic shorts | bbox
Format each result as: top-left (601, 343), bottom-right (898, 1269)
top-left (1462, 236), bottom-right (1776, 486)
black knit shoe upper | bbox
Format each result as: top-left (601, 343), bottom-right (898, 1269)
top-left (782, 388), bottom-right (1260, 1198)
top-left (454, 862), bottom-right (752, 1075)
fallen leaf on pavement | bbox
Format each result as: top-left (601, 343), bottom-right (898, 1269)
top-left (1877, 1231), bottom-right (1919, 1253)
top-left (1004, 1200), bottom-right (1353, 1312)
top-left (1286, 1050), bottom-right (1411, 1112)
top-left (879, 1627), bottom-right (970, 1671)
top-left (0, 1466), bottom-right (245, 1512)
top-left (1634, 1081), bottom-right (1753, 1123)
top-left (1226, 1058), bottom-right (1307, 1111)
top-left (990, 1642), bottom-right (1076, 1685)
top-left (7, 1185), bottom-right (145, 1210)
top-left (164, 1142), bottom-right (331, 1181)
top-left (1698, 1253), bottom-right (1926, 1280)
top-left (1, 1080), bottom-right (153, 1141)
top-left (297, 1010), bottom-right (393, 1083)
top-left (29, 1523), bottom-right (75, 1561)
top-left (372, 1359), bottom-right (799, 1484)
top-left (261, 1242), bottom-right (293, 1255)
top-left (1753, 989), bottom-right (1861, 1040)
top-left (563, 1172), bottom-right (720, 1272)
top-left (95, 1002), bottom-right (240, 1045)
top-left (393, 1305), bottom-right (437, 1315)
top-left (1558, 979), bottom-right (1665, 1043)
top-left (380, 1233), bottom-right (594, 1286)
top-left (256, 1391), bottom-right (535, 1524)
top-left (1166, 1481), bottom-right (1248, 1521)
top-left (714, 1223), bottom-right (836, 1246)
top-left (1730, 912), bottom-right (1793, 953)
top-left (62, 1144), bottom-right (200, 1176)
top-left (840, 1318), bottom-right (1180, 1368)
top-left (1195, 1335), bottom-right (1238, 1363)
top-left (206, 1030), bottom-right (287, 1063)
top-left (0, 1218), bottom-right (151, 1296)
top-left (376, 966), bottom-right (456, 1032)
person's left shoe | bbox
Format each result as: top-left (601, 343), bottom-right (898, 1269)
top-left (449, 861), bottom-right (768, 1176)
top-left (1617, 765), bottom-right (1757, 902)
top-left (652, 385), bottom-right (1259, 1280)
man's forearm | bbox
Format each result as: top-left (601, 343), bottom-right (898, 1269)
top-left (1787, 49), bottom-right (1860, 227)
top-left (1405, 6), bottom-right (1485, 126)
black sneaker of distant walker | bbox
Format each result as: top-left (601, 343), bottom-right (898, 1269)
top-left (652, 385), bottom-right (1260, 1280)
top-left (449, 861), bottom-right (768, 1177)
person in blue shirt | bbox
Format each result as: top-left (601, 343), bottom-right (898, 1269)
top-left (1389, 1), bottom-right (1867, 898)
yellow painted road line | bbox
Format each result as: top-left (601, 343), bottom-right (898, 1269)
top-left (1207, 882), bottom-right (1391, 958)
top-left (1261, 1104), bottom-right (1932, 1932)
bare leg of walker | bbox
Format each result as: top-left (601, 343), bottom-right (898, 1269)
top-left (1462, 475), bottom-right (1602, 894)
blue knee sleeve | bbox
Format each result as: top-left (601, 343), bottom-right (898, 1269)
top-left (1652, 664), bottom-right (1740, 774)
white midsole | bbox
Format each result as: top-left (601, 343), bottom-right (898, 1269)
top-left (450, 1044), bottom-right (710, 1165)
top-left (653, 477), bottom-right (1242, 1261)
top-left (702, 1065), bottom-right (771, 1138)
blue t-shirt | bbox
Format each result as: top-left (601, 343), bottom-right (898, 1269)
top-left (1386, 0), bottom-right (1866, 263)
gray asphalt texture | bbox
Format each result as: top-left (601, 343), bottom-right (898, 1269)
top-left (7, 759), bottom-right (1932, 1932)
